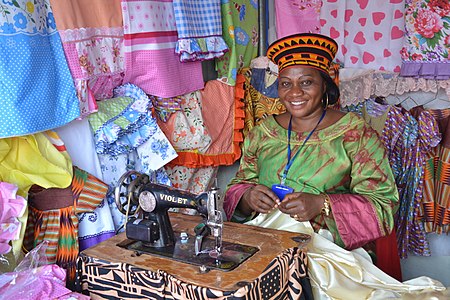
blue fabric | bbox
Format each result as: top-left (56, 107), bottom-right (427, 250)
top-left (250, 68), bottom-right (279, 98)
top-left (0, 1), bottom-right (80, 138)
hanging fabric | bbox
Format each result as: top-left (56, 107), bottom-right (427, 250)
top-left (0, 0), bottom-right (80, 138)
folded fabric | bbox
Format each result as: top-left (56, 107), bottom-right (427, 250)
top-left (150, 95), bottom-right (182, 122)
top-left (89, 83), bottom-right (158, 156)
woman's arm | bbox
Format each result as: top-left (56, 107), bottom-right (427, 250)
top-left (223, 128), bottom-right (279, 221)
top-left (323, 125), bottom-right (399, 250)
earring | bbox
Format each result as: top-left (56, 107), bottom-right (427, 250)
top-left (323, 93), bottom-right (329, 109)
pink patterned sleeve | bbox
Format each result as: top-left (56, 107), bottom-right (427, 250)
top-left (223, 183), bottom-right (255, 221)
top-left (329, 194), bottom-right (384, 250)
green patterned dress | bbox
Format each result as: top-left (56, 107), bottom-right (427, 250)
top-left (224, 112), bottom-right (399, 250)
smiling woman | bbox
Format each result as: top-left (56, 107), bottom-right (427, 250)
top-left (223, 33), bottom-right (446, 299)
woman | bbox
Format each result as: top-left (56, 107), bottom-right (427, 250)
top-left (224, 33), bottom-right (445, 299)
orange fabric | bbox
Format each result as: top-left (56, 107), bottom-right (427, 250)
top-left (165, 79), bottom-right (245, 168)
top-left (50, 0), bottom-right (123, 29)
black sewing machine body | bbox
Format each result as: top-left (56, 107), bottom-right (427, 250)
top-left (125, 183), bottom-right (210, 248)
top-left (114, 171), bottom-right (259, 271)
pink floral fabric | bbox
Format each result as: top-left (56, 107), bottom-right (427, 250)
top-left (400, 0), bottom-right (450, 79)
top-left (51, 0), bottom-right (126, 118)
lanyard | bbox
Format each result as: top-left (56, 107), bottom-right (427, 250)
top-left (281, 109), bottom-right (327, 185)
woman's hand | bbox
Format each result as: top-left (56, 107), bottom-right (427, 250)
top-left (238, 184), bottom-right (280, 215)
top-left (278, 192), bottom-right (324, 221)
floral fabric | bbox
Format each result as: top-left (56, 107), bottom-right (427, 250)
top-left (216, 0), bottom-right (259, 86)
top-left (158, 91), bottom-right (212, 153)
top-left (88, 84), bottom-right (158, 156)
top-left (99, 153), bottom-right (173, 232)
top-left (400, 0), bottom-right (450, 79)
top-left (0, 0), bottom-right (80, 138)
top-left (50, 0), bottom-right (125, 118)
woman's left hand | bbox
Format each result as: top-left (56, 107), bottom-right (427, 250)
top-left (278, 192), bottom-right (324, 221)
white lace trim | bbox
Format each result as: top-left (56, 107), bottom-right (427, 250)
top-left (339, 68), bottom-right (450, 107)
top-left (59, 27), bottom-right (124, 42)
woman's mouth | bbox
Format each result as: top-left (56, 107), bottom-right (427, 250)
top-left (291, 101), bottom-right (306, 106)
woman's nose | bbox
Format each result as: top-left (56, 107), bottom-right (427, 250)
top-left (289, 84), bottom-right (304, 95)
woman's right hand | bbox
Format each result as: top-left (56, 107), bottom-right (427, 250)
top-left (238, 184), bottom-right (280, 215)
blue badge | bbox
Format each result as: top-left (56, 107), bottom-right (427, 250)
top-left (271, 184), bottom-right (294, 201)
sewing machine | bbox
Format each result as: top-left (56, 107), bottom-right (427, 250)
top-left (114, 171), bottom-right (259, 271)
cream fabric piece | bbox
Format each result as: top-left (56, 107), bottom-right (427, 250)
top-left (246, 209), bottom-right (446, 299)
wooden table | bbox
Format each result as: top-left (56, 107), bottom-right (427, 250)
top-left (76, 213), bottom-right (312, 299)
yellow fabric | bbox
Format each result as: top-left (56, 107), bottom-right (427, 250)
top-left (0, 132), bottom-right (73, 261)
top-left (246, 211), bottom-right (446, 299)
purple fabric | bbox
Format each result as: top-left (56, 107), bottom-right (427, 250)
top-left (330, 194), bottom-right (383, 250)
top-left (79, 231), bottom-right (115, 252)
top-left (223, 183), bottom-right (255, 220)
top-left (400, 61), bottom-right (450, 79)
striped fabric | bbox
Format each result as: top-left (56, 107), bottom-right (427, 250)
top-left (24, 167), bottom-right (108, 286)
top-left (421, 109), bottom-right (450, 233)
top-left (348, 101), bottom-right (440, 258)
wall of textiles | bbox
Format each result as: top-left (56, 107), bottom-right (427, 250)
top-left (0, 0), bottom-right (449, 289)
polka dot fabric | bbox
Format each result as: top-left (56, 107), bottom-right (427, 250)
top-left (320, 0), bottom-right (405, 72)
top-left (0, 0), bottom-right (80, 138)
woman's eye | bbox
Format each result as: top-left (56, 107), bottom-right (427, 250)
top-left (280, 82), bottom-right (291, 88)
top-left (301, 80), bottom-right (312, 86)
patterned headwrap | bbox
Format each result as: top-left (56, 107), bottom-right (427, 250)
top-left (267, 33), bottom-right (338, 74)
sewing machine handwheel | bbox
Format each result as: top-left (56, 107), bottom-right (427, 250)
top-left (114, 170), bottom-right (142, 215)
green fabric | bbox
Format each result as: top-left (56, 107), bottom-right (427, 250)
top-left (216, 0), bottom-right (259, 86)
top-left (228, 112), bottom-right (399, 246)
top-left (88, 96), bottom-right (134, 132)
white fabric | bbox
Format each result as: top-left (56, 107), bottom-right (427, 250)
top-left (245, 209), bottom-right (446, 299)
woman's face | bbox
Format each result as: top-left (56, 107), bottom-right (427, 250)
top-left (278, 66), bottom-right (326, 120)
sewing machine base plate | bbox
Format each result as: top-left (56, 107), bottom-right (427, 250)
top-left (117, 234), bottom-right (259, 271)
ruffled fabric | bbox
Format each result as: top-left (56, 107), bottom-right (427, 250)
top-left (173, 0), bottom-right (228, 62)
top-left (166, 78), bottom-right (245, 167)
top-left (339, 68), bottom-right (450, 107)
top-left (88, 83), bottom-right (158, 156)
top-left (175, 36), bottom-right (229, 62)
top-left (400, 62), bottom-right (450, 80)
top-left (0, 182), bottom-right (26, 254)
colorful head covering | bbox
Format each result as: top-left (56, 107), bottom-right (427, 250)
top-left (267, 33), bottom-right (338, 74)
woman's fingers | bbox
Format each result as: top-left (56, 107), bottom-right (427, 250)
top-left (250, 185), bottom-right (278, 213)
